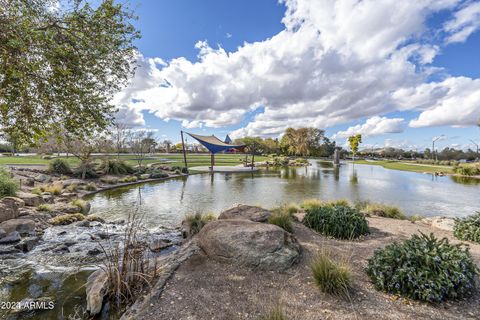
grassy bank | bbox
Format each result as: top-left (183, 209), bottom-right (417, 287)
top-left (0, 154), bottom-right (268, 169)
top-left (353, 159), bottom-right (454, 174)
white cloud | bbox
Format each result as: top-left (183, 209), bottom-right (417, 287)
top-left (444, 1), bottom-right (480, 43)
top-left (332, 116), bottom-right (405, 139)
top-left (114, 0), bottom-right (480, 137)
top-left (114, 105), bottom-right (145, 127)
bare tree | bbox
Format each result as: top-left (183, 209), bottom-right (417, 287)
top-left (64, 133), bottom-right (110, 179)
top-left (111, 122), bottom-right (130, 159)
top-left (128, 130), bottom-right (157, 167)
top-left (163, 140), bottom-right (172, 153)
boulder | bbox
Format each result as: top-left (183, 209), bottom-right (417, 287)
top-left (62, 179), bottom-right (86, 187)
top-left (218, 205), bottom-right (272, 222)
top-left (16, 192), bottom-right (45, 207)
top-left (86, 269), bottom-right (109, 316)
top-left (0, 218), bottom-right (36, 235)
top-left (34, 174), bottom-right (52, 183)
top-left (24, 178), bottom-right (35, 187)
top-left (15, 236), bottom-right (40, 252)
top-left (0, 228), bottom-right (5, 239)
top-left (139, 174), bottom-right (151, 180)
top-left (198, 219), bottom-right (301, 271)
top-left (422, 216), bottom-right (455, 232)
top-left (0, 202), bottom-right (18, 223)
top-left (2, 197), bottom-right (25, 211)
top-left (51, 203), bottom-right (81, 214)
top-left (0, 231), bottom-right (21, 244)
top-left (149, 239), bottom-right (172, 252)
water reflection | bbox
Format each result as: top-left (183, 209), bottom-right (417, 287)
top-left (88, 160), bottom-right (480, 227)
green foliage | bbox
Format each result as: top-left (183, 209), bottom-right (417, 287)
top-left (364, 203), bottom-right (406, 220)
top-left (0, 167), bottom-right (18, 198)
top-left (454, 212), bottom-right (480, 243)
top-left (454, 163), bottom-right (480, 176)
top-left (184, 212), bottom-right (216, 237)
top-left (0, 0), bottom-right (140, 144)
top-left (49, 159), bottom-right (72, 175)
top-left (367, 233), bottom-right (478, 303)
top-left (303, 205), bottom-right (369, 239)
top-left (36, 182), bottom-right (63, 195)
top-left (37, 204), bottom-right (52, 212)
top-left (268, 210), bottom-right (293, 232)
top-left (119, 176), bottom-right (138, 183)
top-left (99, 159), bottom-right (134, 175)
top-left (311, 251), bottom-right (351, 295)
top-left (49, 213), bottom-right (85, 225)
top-left (85, 182), bottom-right (97, 191)
top-left (300, 199), bottom-right (323, 211)
top-left (70, 199), bottom-right (90, 214)
top-left (348, 134), bottom-right (362, 159)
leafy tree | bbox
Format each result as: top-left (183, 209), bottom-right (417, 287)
top-left (348, 134), bottom-right (362, 161)
top-left (0, 0), bottom-right (139, 145)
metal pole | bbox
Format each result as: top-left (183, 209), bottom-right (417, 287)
top-left (180, 131), bottom-right (189, 173)
top-left (210, 153), bottom-right (214, 172)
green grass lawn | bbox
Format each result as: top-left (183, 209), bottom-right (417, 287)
top-left (353, 159), bottom-right (454, 174)
top-left (0, 153), bottom-right (268, 169)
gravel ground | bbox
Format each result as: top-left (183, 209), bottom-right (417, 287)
top-left (136, 217), bottom-right (480, 320)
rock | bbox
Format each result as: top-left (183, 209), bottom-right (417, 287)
top-left (86, 269), bottom-right (109, 316)
top-left (24, 178), bottom-right (35, 187)
top-left (149, 239), bottom-right (172, 252)
top-left (0, 231), bottom-right (21, 244)
top-left (139, 174), bottom-right (151, 180)
top-left (218, 205), bottom-right (272, 222)
top-left (292, 212), bottom-right (305, 223)
top-left (0, 228), bottom-right (5, 239)
top-left (53, 244), bottom-right (70, 253)
top-left (422, 216), bottom-right (455, 232)
top-left (95, 231), bottom-right (109, 240)
top-left (51, 203), bottom-right (81, 214)
top-left (0, 218), bottom-right (35, 235)
top-left (16, 192), bottom-right (45, 207)
top-left (34, 174), bottom-right (51, 183)
top-left (77, 220), bottom-right (91, 227)
top-left (198, 219), bottom-right (301, 271)
top-left (0, 203), bottom-right (18, 223)
top-left (42, 195), bottom-right (54, 204)
top-left (87, 248), bottom-right (102, 256)
top-left (62, 179), bottom-right (86, 187)
top-left (59, 192), bottom-right (77, 199)
top-left (14, 236), bottom-right (40, 252)
top-left (2, 197), bottom-right (25, 210)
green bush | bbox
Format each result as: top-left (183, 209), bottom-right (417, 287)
top-left (303, 205), bottom-right (369, 239)
top-left (0, 167), bottom-right (18, 198)
top-left (454, 163), bottom-right (480, 176)
top-left (311, 250), bottom-right (351, 295)
top-left (99, 159), bottom-right (134, 175)
top-left (454, 212), bottom-right (480, 243)
top-left (49, 159), bottom-right (72, 175)
top-left (183, 212), bottom-right (216, 237)
top-left (268, 210), bottom-right (293, 232)
top-left (366, 233), bottom-right (478, 303)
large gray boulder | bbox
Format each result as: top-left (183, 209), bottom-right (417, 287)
top-left (0, 197), bottom-right (24, 223)
top-left (0, 218), bottom-right (35, 235)
top-left (86, 269), bottom-right (109, 316)
top-left (198, 219), bottom-right (301, 271)
top-left (218, 205), bottom-right (272, 222)
top-left (16, 192), bottom-right (45, 207)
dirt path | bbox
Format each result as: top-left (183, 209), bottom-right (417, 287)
top-left (136, 217), bottom-right (480, 320)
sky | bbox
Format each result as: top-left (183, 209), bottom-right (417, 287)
top-left (113, 0), bottom-right (480, 151)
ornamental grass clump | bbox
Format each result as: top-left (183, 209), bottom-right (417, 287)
top-left (268, 210), bottom-right (293, 232)
top-left (0, 167), bottom-right (18, 198)
top-left (48, 159), bottom-right (72, 175)
top-left (183, 212), bottom-right (216, 237)
top-left (310, 250), bottom-right (352, 296)
top-left (99, 159), bottom-right (134, 175)
top-left (364, 203), bottom-right (406, 220)
top-left (454, 212), bottom-right (480, 243)
top-left (366, 233), bottom-right (478, 303)
top-left (303, 205), bottom-right (369, 239)
top-left (259, 304), bottom-right (289, 320)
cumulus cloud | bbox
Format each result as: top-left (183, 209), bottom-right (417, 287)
top-left (114, 0), bottom-right (480, 137)
top-left (444, 1), bottom-right (480, 43)
top-left (332, 116), bottom-right (405, 139)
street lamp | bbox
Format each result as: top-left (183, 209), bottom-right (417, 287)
top-left (470, 139), bottom-right (479, 160)
top-left (432, 135), bottom-right (445, 162)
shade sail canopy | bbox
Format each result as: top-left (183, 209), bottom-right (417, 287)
top-left (224, 134), bottom-right (232, 144)
top-left (186, 132), bottom-right (245, 154)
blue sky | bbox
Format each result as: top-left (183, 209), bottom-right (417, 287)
top-left (115, 0), bottom-right (480, 151)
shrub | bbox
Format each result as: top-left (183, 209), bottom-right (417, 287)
top-left (454, 212), bottom-right (480, 243)
top-left (284, 203), bottom-right (299, 215)
top-left (366, 233), bottom-right (478, 303)
top-left (73, 162), bottom-right (98, 179)
top-left (259, 304), bottom-right (288, 320)
top-left (303, 205), bottom-right (369, 239)
top-left (39, 182), bottom-right (63, 195)
top-left (85, 182), bottom-right (97, 191)
top-left (49, 159), bottom-right (72, 175)
top-left (454, 163), bottom-right (480, 176)
top-left (70, 199), bottom-right (90, 214)
top-left (65, 183), bottom-right (78, 193)
top-left (268, 210), bottom-right (293, 232)
top-left (364, 203), bottom-right (406, 220)
top-left (37, 204), bottom-right (52, 212)
top-left (300, 199), bottom-right (323, 211)
top-left (310, 250), bottom-right (351, 296)
top-left (99, 159), bottom-right (134, 175)
top-left (49, 213), bottom-right (85, 225)
top-left (150, 172), bottom-right (168, 179)
top-left (183, 212), bottom-right (216, 237)
top-left (0, 167), bottom-right (18, 198)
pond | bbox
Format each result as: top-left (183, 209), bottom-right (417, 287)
top-left (88, 161), bottom-right (480, 228)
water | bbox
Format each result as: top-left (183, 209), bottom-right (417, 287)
top-left (88, 161), bottom-right (480, 226)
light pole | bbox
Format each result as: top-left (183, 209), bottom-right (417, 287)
top-left (432, 135), bottom-right (445, 162)
top-left (470, 139), bottom-right (479, 160)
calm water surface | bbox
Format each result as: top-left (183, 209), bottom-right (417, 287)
top-left (88, 161), bottom-right (480, 228)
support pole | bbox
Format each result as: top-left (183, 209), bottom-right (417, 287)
top-left (210, 153), bottom-right (214, 172)
top-left (251, 151), bottom-right (255, 170)
top-left (180, 131), bottom-right (189, 174)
